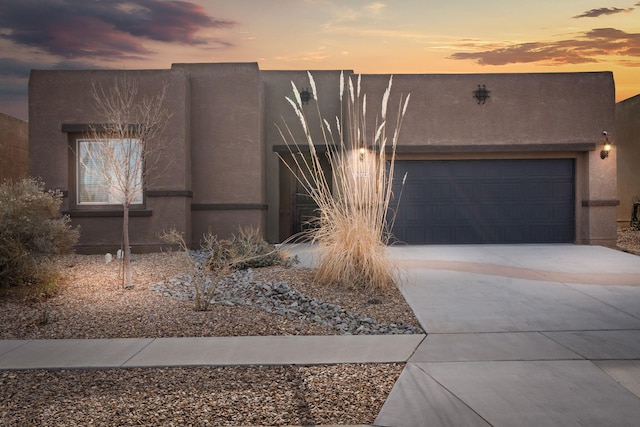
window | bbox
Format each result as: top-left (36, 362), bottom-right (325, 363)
top-left (77, 139), bottom-right (143, 205)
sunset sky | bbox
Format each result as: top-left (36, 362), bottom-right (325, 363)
top-left (1, 0), bottom-right (639, 120)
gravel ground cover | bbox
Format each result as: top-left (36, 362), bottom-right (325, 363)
top-left (0, 250), bottom-right (422, 340)
top-left (2, 231), bottom-right (638, 426)
top-left (1, 364), bottom-right (403, 426)
top-left (618, 227), bottom-right (640, 255)
top-left (1, 248), bottom-right (418, 426)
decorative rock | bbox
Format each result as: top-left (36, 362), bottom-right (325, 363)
top-left (150, 250), bottom-right (425, 335)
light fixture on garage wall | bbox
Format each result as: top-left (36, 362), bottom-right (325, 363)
top-left (600, 131), bottom-right (612, 159)
top-left (473, 85), bottom-right (490, 104)
top-left (300, 88), bottom-right (312, 105)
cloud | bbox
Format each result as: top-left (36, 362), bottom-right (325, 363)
top-left (0, 57), bottom-right (106, 78)
top-left (449, 27), bottom-right (640, 66)
top-left (365, 2), bottom-right (387, 14)
top-left (0, 0), bottom-right (236, 59)
top-left (573, 7), bottom-right (634, 18)
top-left (322, 0), bottom-right (389, 28)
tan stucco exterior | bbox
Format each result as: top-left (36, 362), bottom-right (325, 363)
top-left (28, 64), bottom-right (618, 252)
top-left (616, 94), bottom-right (640, 226)
top-left (0, 112), bottom-right (28, 182)
top-left (172, 63), bottom-right (266, 242)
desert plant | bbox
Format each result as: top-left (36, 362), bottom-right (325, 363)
top-left (277, 72), bottom-right (409, 290)
top-left (160, 229), bottom-right (223, 311)
top-left (225, 226), bottom-right (292, 270)
top-left (0, 177), bottom-right (79, 290)
top-left (160, 226), bottom-right (290, 311)
top-left (83, 75), bottom-right (172, 289)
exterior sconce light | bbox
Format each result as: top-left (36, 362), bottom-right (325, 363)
top-left (600, 131), bottom-right (612, 159)
top-left (359, 147), bottom-right (366, 161)
top-left (473, 85), bottom-right (490, 104)
top-left (300, 88), bottom-right (312, 105)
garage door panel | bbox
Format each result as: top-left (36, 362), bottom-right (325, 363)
top-left (501, 204), bottom-right (527, 221)
top-left (552, 204), bottom-right (573, 220)
top-left (431, 182), bottom-right (451, 199)
top-left (479, 182), bottom-right (509, 200)
top-left (555, 182), bottom-right (574, 198)
top-left (405, 205), bottom-right (425, 221)
top-left (433, 226), bottom-right (455, 243)
top-left (391, 159), bottom-right (575, 244)
top-left (524, 182), bottom-right (548, 197)
top-left (479, 204), bottom-right (507, 219)
top-left (433, 205), bottom-right (454, 220)
top-left (406, 226), bottom-right (426, 241)
top-left (403, 183), bottom-right (424, 200)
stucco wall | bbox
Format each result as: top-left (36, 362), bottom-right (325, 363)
top-left (173, 63), bottom-right (266, 241)
top-left (616, 94), bottom-right (640, 225)
top-left (357, 72), bottom-right (617, 245)
top-left (0, 112), bottom-right (28, 182)
top-left (358, 73), bottom-right (613, 146)
top-left (29, 69), bottom-right (191, 253)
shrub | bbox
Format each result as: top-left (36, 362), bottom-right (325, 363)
top-left (0, 178), bottom-right (79, 290)
top-left (160, 226), bottom-right (290, 311)
top-left (160, 229), bottom-right (224, 311)
top-left (225, 226), bottom-right (291, 270)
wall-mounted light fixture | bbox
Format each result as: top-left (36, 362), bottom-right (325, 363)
top-left (473, 85), bottom-right (490, 104)
top-left (300, 88), bottom-right (312, 105)
top-left (359, 147), bottom-right (366, 161)
top-left (600, 131), bottom-right (612, 159)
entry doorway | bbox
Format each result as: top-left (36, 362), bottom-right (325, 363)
top-left (278, 153), bottom-right (332, 242)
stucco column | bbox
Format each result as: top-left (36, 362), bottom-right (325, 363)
top-left (580, 139), bottom-right (618, 246)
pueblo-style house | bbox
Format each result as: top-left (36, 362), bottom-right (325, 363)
top-left (28, 63), bottom-right (618, 252)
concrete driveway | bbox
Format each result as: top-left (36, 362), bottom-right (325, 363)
top-left (375, 244), bottom-right (640, 426)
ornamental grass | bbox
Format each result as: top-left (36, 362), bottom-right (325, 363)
top-left (278, 72), bottom-right (409, 291)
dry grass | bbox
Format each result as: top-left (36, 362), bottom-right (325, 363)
top-left (312, 219), bottom-right (396, 291)
top-left (278, 72), bottom-right (409, 291)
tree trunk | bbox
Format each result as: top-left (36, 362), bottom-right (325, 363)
top-left (123, 203), bottom-right (133, 289)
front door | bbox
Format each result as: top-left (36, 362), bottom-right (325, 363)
top-left (278, 153), bottom-right (332, 241)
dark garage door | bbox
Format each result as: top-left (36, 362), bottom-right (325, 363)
top-left (390, 159), bottom-right (575, 244)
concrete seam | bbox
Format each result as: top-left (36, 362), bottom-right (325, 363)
top-left (119, 338), bottom-right (157, 367)
top-left (412, 362), bottom-right (494, 426)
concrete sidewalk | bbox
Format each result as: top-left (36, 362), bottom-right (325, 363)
top-left (0, 335), bottom-right (424, 370)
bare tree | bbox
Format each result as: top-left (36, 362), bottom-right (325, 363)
top-left (81, 75), bottom-right (172, 288)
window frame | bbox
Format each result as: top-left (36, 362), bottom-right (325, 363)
top-left (75, 138), bottom-right (144, 207)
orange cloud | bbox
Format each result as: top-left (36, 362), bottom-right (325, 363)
top-left (449, 28), bottom-right (640, 66)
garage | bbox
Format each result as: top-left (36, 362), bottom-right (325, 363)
top-left (390, 159), bottom-right (575, 244)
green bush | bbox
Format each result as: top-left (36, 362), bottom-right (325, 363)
top-left (0, 178), bottom-right (79, 289)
